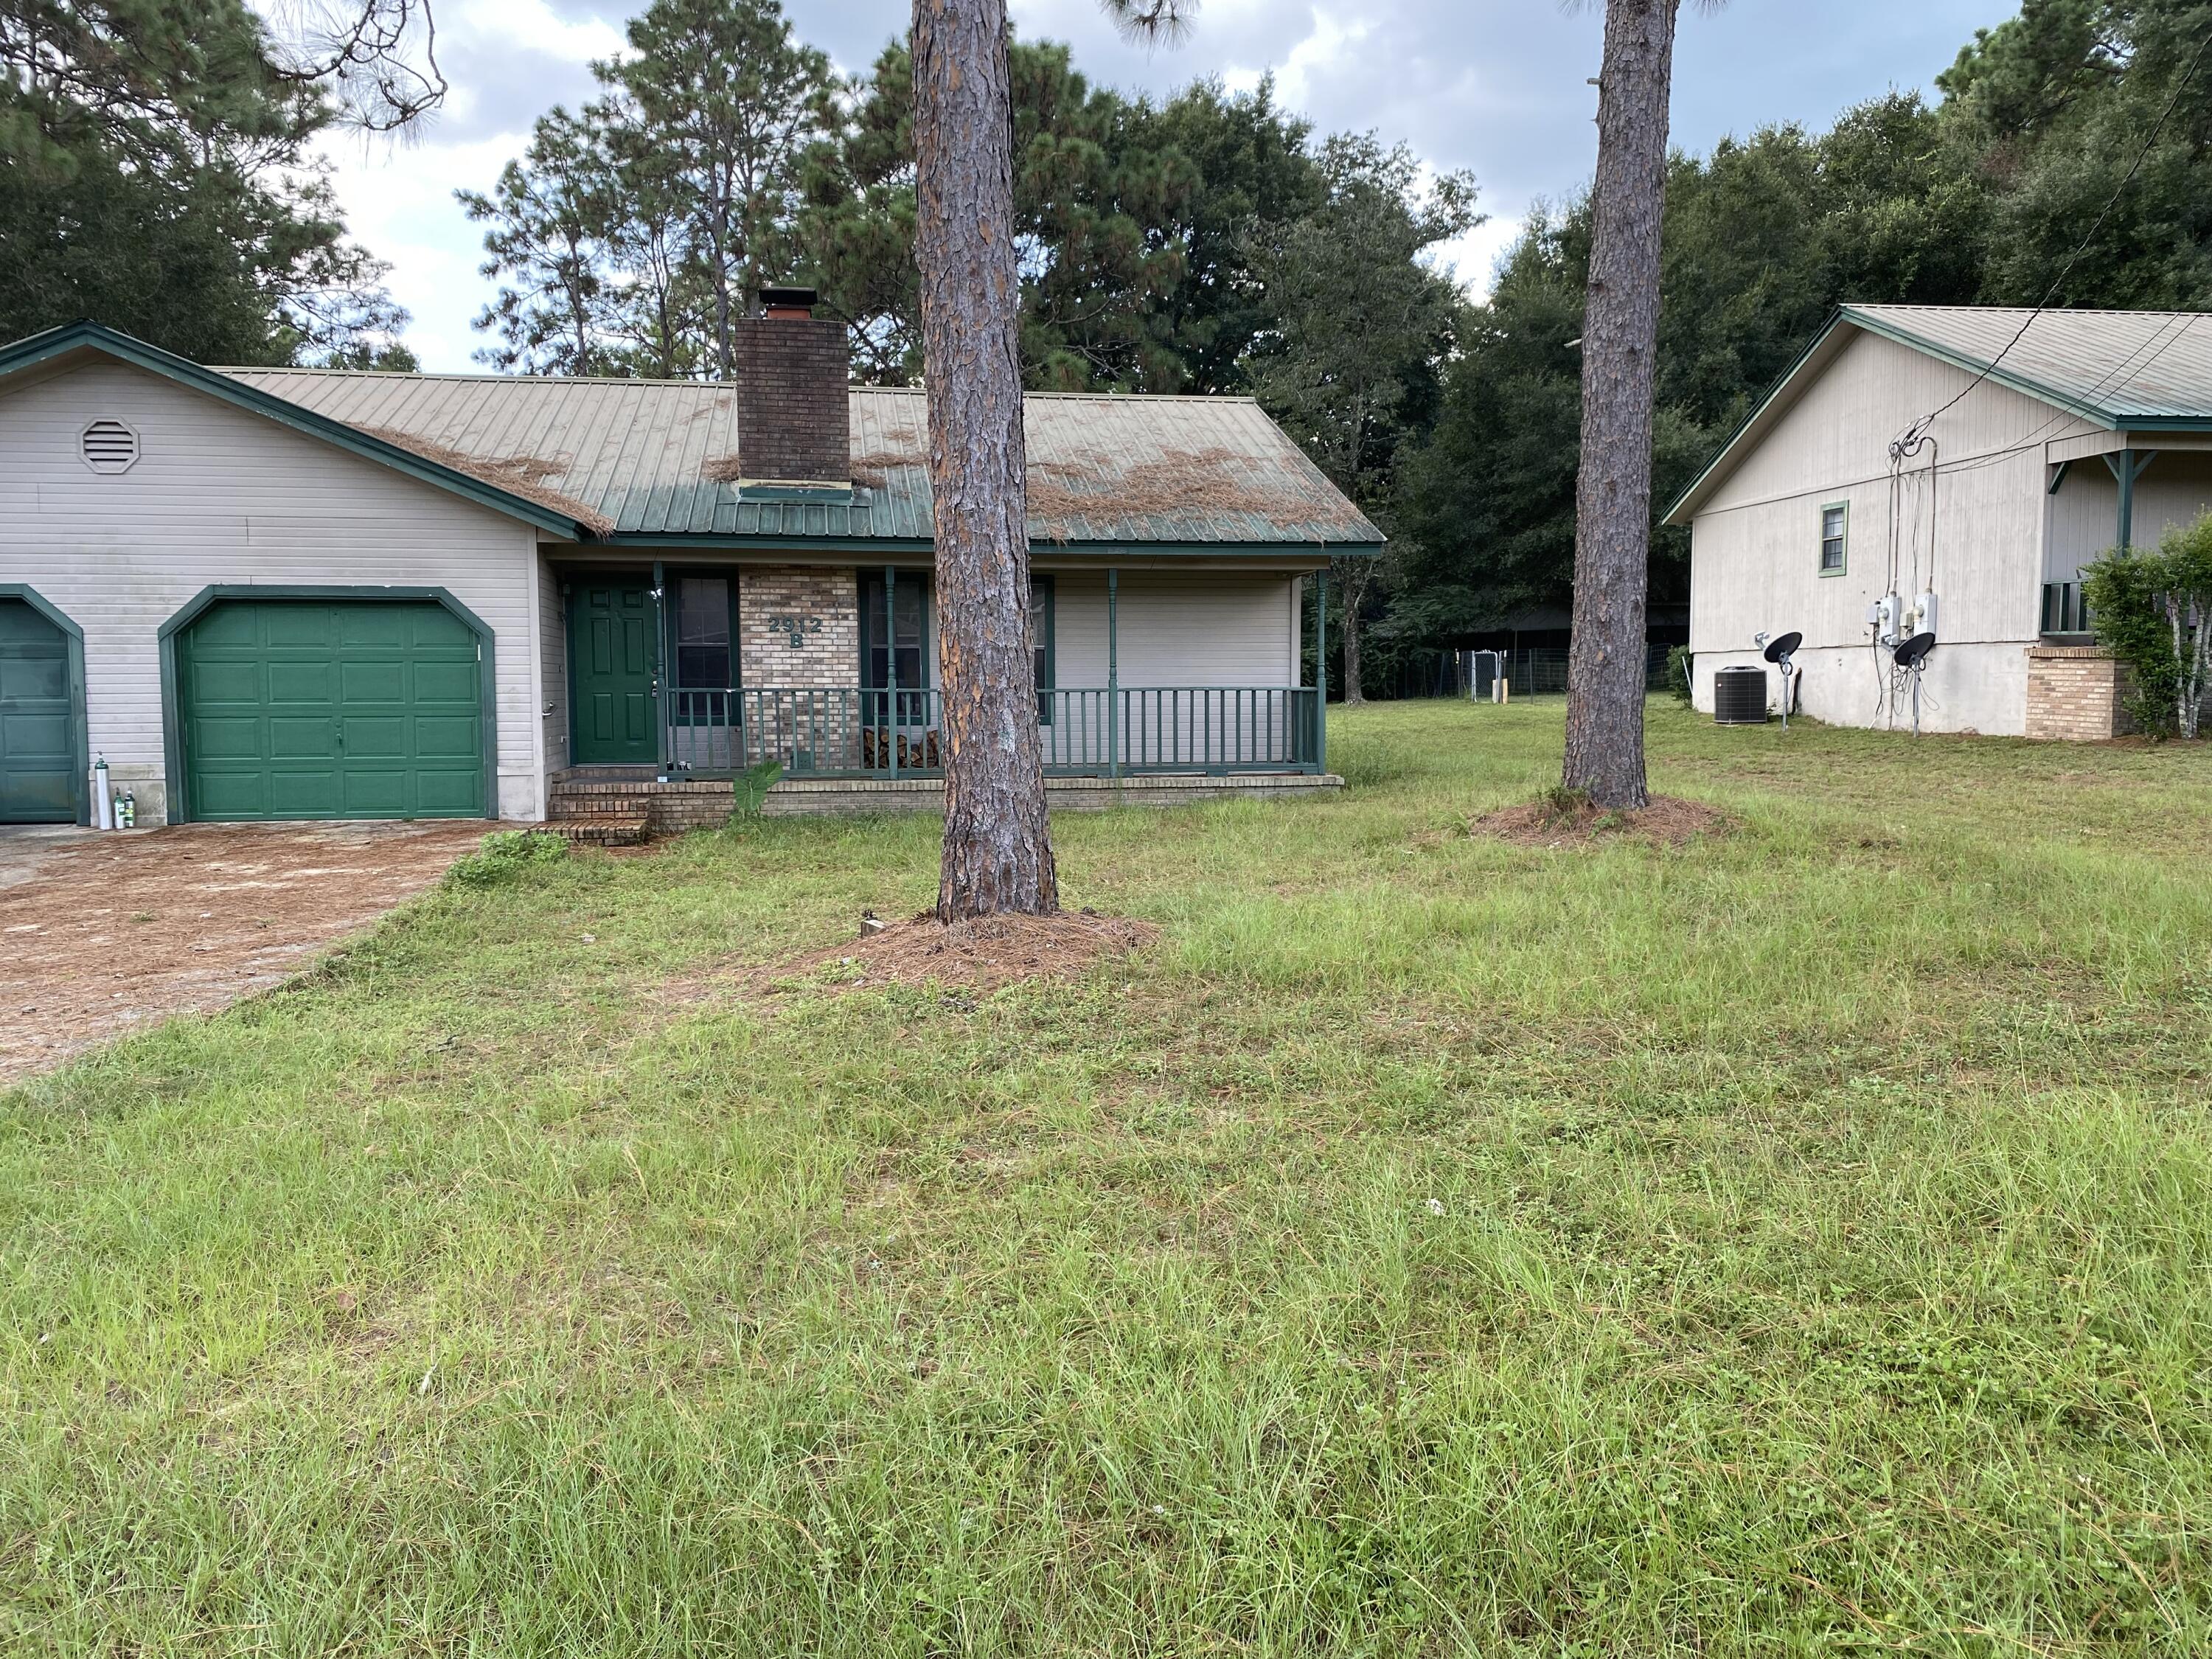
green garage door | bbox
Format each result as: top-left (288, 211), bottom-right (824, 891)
top-left (0, 598), bottom-right (77, 823)
top-left (178, 600), bottom-right (485, 821)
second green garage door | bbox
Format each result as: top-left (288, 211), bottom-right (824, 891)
top-left (178, 599), bottom-right (486, 821)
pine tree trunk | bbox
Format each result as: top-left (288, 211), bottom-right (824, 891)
top-left (1340, 563), bottom-right (1366, 706)
top-left (912, 0), bottom-right (1059, 920)
top-left (1563, 0), bottom-right (1680, 810)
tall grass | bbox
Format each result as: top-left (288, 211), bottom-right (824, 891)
top-left (4, 701), bottom-right (2210, 1654)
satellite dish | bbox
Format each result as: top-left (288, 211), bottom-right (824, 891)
top-left (1761, 630), bottom-right (1802, 664)
top-left (1894, 631), bottom-right (1935, 669)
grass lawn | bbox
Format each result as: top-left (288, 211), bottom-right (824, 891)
top-left (6, 698), bottom-right (2211, 1655)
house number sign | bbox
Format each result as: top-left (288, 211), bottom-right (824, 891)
top-left (762, 613), bottom-right (822, 649)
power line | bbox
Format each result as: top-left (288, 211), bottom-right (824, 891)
top-left (1918, 310), bottom-right (2205, 486)
top-left (1893, 25), bottom-right (2212, 453)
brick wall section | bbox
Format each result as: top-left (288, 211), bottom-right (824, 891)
top-left (547, 777), bottom-right (734, 835)
top-left (740, 566), bottom-right (864, 769)
top-left (2025, 645), bottom-right (2133, 740)
top-left (741, 566), bottom-right (858, 687)
top-left (733, 317), bottom-right (850, 484)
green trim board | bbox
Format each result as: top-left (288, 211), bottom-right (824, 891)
top-left (0, 585), bottom-right (90, 824)
top-left (0, 322), bottom-right (587, 538)
top-left (158, 585), bottom-right (498, 824)
top-left (603, 534), bottom-right (1381, 560)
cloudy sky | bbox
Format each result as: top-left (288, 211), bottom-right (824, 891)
top-left (319, 0), bottom-right (2023, 372)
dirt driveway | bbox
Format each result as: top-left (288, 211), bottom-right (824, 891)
top-left (0, 820), bottom-right (496, 1088)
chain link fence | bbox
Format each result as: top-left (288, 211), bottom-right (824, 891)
top-left (1375, 645), bottom-right (1676, 700)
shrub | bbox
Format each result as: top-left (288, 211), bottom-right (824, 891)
top-left (447, 830), bottom-right (569, 888)
top-left (1665, 644), bottom-right (1694, 706)
top-left (2083, 512), bottom-right (2212, 739)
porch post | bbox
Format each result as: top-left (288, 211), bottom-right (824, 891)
top-left (885, 563), bottom-right (897, 780)
top-left (653, 559), bottom-right (669, 776)
top-left (2118, 447), bottom-right (2136, 550)
top-left (1107, 567), bottom-right (1119, 784)
top-left (2108, 447), bottom-right (2157, 549)
top-left (1312, 567), bottom-right (1329, 773)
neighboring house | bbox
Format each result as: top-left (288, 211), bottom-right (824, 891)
top-left (0, 305), bottom-right (1377, 832)
top-left (1666, 305), bottom-right (2212, 738)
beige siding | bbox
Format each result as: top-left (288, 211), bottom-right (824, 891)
top-left (1050, 570), bottom-right (1301, 686)
top-left (1688, 330), bottom-right (2102, 737)
top-left (2048, 463), bottom-right (2118, 584)
top-left (0, 361), bottom-right (546, 821)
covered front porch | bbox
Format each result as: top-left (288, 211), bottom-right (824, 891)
top-left (549, 558), bottom-right (1335, 796)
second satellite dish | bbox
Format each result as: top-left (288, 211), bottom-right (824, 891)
top-left (1754, 629), bottom-right (1804, 729)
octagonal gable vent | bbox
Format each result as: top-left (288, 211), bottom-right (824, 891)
top-left (81, 420), bottom-right (140, 474)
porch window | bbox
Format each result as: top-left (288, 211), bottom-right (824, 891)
top-left (675, 576), bottom-right (733, 689)
top-left (1819, 503), bottom-right (1848, 574)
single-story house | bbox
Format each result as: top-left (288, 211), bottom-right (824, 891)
top-left (0, 306), bottom-right (1378, 832)
top-left (1666, 305), bottom-right (2212, 738)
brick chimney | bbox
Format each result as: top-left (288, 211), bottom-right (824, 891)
top-left (732, 285), bottom-right (850, 489)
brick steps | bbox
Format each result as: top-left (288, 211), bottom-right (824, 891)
top-left (546, 813), bottom-right (650, 846)
top-left (546, 773), bottom-right (737, 839)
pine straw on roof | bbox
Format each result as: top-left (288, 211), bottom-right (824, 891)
top-left (846, 449), bottom-right (919, 492)
top-left (356, 427), bottom-right (614, 535)
top-left (1026, 446), bottom-right (1371, 542)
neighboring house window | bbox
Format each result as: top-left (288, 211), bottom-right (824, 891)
top-left (675, 576), bottom-right (733, 689)
top-left (1032, 574), bottom-right (1055, 724)
top-left (1820, 503), bottom-right (1848, 574)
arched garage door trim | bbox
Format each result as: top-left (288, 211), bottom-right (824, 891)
top-left (0, 584), bottom-right (90, 826)
top-left (159, 586), bottom-right (498, 824)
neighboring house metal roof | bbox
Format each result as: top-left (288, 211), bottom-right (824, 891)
top-left (1844, 304), bottom-right (2212, 423)
top-left (1663, 304), bottom-right (2212, 526)
top-left (223, 369), bottom-right (1385, 550)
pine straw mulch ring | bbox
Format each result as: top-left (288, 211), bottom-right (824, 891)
top-left (676, 910), bottom-right (1159, 1004)
top-left (1469, 790), bottom-right (1734, 849)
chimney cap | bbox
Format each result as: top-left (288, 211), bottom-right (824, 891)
top-left (757, 284), bottom-right (818, 317)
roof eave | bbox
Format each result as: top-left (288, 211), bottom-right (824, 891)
top-left (1834, 305), bottom-right (2126, 433)
top-left (600, 532), bottom-right (1386, 555)
top-left (1662, 311), bottom-right (1854, 526)
top-left (0, 322), bottom-right (590, 539)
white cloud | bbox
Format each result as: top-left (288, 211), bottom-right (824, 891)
top-left (1432, 215), bottom-right (1523, 304)
top-left (293, 0), bottom-right (2022, 371)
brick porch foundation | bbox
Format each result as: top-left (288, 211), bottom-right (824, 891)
top-left (2025, 645), bottom-right (2132, 741)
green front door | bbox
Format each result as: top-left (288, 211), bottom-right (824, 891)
top-left (178, 599), bottom-right (485, 821)
top-left (570, 579), bottom-right (659, 765)
top-left (0, 599), bottom-right (77, 823)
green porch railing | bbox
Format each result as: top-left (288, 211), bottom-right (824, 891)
top-left (665, 686), bottom-right (1322, 778)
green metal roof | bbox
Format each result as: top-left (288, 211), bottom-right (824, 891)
top-left (1841, 304), bottom-right (2212, 424)
top-left (1665, 304), bottom-right (2212, 525)
top-left (225, 369), bottom-right (1385, 550)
